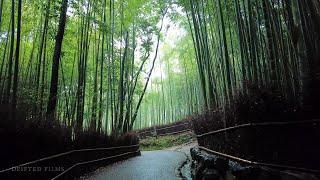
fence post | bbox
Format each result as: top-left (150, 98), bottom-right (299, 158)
top-left (153, 127), bottom-right (158, 139)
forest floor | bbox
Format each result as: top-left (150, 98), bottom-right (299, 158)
top-left (139, 132), bottom-right (195, 151)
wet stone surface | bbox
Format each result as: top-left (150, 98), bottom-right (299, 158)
top-left (84, 151), bottom-right (187, 180)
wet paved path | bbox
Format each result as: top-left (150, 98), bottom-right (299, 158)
top-left (84, 150), bottom-right (187, 180)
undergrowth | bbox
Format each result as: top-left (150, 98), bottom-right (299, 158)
top-left (140, 132), bottom-right (194, 151)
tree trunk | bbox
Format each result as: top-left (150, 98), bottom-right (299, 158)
top-left (46, 0), bottom-right (68, 118)
top-left (11, 0), bottom-right (22, 119)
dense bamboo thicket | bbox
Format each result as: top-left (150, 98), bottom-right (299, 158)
top-left (135, 0), bottom-right (320, 129)
top-left (135, 28), bottom-right (203, 129)
top-left (178, 0), bottom-right (320, 116)
top-left (179, 0), bottom-right (320, 170)
top-left (0, 0), bottom-right (175, 136)
top-left (1, 0), bottom-right (319, 134)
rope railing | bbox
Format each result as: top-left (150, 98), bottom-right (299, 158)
top-left (196, 119), bottom-right (320, 138)
top-left (138, 128), bottom-right (156, 135)
top-left (156, 122), bottom-right (190, 131)
top-left (138, 122), bottom-right (191, 135)
top-left (198, 146), bottom-right (320, 174)
top-left (158, 129), bottom-right (192, 137)
top-left (0, 144), bottom-right (140, 173)
top-left (51, 149), bottom-right (140, 180)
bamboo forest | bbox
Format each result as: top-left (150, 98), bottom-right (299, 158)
top-left (0, 0), bottom-right (320, 179)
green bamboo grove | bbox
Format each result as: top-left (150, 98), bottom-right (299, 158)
top-left (0, 0), bottom-right (319, 135)
top-left (135, 31), bottom-right (203, 129)
top-left (136, 0), bottom-right (320, 128)
top-left (181, 0), bottom-right (320, 111)
top-left (0, 0), bottom-right (173, 136)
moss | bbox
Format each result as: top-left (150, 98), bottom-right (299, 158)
top-left (140, 133), bottom-right (194, 151)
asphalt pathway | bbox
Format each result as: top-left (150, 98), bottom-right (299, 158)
top-left (84, 150), bottom-right (187, 180)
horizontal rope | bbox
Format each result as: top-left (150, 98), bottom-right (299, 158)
top-left (199, 146), bottom-right (320, 174)
top-left (51, 150), bottom-right (140, 180)
top-left (156, 122), bottom-right (190, 131)
top-left (196, 119), bottom-right (320, 138)
top-left (139, 122), bottom-right (191, 134)
top-left (140, 129), bottom-right (192, 138)
top-left (138, 129), bottom-right (155, 135)
top-left (158, 129), bottom-right (192, 137)
top-left (0, 144), bottom-right (139, 173)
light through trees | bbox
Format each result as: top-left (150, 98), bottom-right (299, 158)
top-left (0, 0), bottom-right (319, 135)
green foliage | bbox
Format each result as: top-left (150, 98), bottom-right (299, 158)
top-left (0, 0), bottom-right (173, 136)
top-left (1, 0), bottom-right (318, 137)
top-left (135, 27), bottom-right (202, 129)
top-left (140, 133), bottom-right (194, 151)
